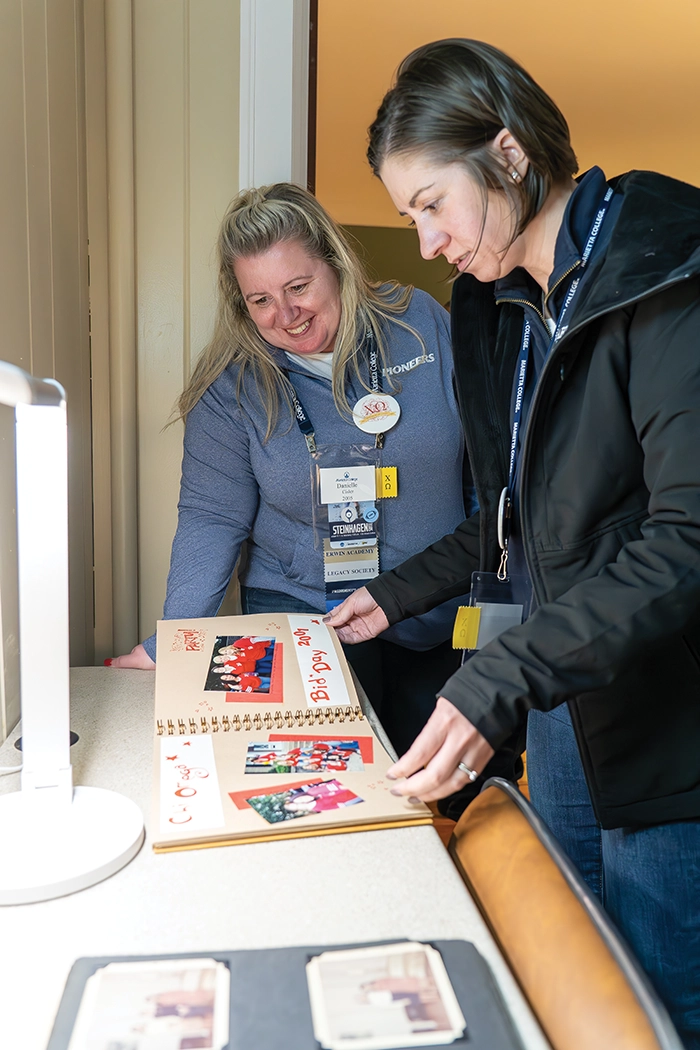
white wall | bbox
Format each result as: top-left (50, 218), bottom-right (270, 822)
top-left (133, 0), bottom-right (242, 645)
top-left (0, 0), bottom-right (94, 738)
top-left (130, 0), bottom-right (310, 648)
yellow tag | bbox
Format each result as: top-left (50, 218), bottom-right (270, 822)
top-left (376, 466), bottom-right (398, 498)
top-left (452, 606), bottom-right (481, 650)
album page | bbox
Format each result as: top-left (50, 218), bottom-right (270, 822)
top-left (151, 614), bottom-right (431, 850)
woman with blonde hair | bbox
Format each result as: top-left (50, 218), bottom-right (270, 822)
top-left (110, 182), bottom-right (495, 782)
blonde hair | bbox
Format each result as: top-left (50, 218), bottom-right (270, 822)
top-left (177, 183), bottom-right (420, 436)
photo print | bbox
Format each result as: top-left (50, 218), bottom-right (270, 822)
top-left (306, 942), bottom-right (466, 1050)
top-left (245, 778), bottom-right (363, 824)
top-left (67, 957), bottom-right (230, 1050)
top-left (203, 634), bottom-right (282, 701)
top-left (245, 739), bottom-right (364, 774)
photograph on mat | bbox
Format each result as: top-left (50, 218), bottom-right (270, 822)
top-left (246, 778), bottom-right (363, 824)
top-left (245, 740), bottom-right (364, 774)
top-left (66, 957), bottom-right (230, 1050)
top-left (306, 942), bottom-right (466, 1050)
top-left (203, 635), bottom-right (281, 700)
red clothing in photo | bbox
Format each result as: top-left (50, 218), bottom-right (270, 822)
top-left (310, 789), bottom-right (358, 811)
top-left (235, 638), bottom-right (269, 661)
top-left (224, 657), bottom-right (256, 673)
top-left (238, 674), bottom-right (262, 691)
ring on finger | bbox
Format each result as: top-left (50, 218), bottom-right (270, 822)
top-left (457, 761), bottom-right (479, 783)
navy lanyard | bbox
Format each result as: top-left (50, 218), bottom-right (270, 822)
top-left (288, 335), bottom-right (382, 454)
top-left (498, 186), bottom-right (614, 574)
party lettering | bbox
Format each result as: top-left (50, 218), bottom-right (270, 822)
top-left (312, 650), bottom-right (331, 673)
top-left (309, 687), bottom-right (330, 703)
top-left (172, 763), bottom-right (209, 799)
top-left (307, 650), bottom-right (333, 702)
top-left (168, 806), bottom-right (192, 825)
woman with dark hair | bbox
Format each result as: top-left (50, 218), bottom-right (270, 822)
top-left (326, 39), bottom-right (700, 1043)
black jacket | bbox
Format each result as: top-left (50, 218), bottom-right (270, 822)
top-left (368, 171), bottom-right (700, 829)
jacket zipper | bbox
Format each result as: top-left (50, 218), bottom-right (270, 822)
top-left (494, 296), bottom-right (548, 328)
top-left (494, 260), bottom-right (582, 326)
top-left (544, 259), bottom-right (581, 313)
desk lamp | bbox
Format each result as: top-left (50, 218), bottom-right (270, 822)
top-left (0, 361), bottom-right (144, 904)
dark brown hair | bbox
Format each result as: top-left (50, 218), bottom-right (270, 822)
top-left (368, 39), bottom-right (578, 240)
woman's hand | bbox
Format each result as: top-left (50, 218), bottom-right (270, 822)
top-left (105, 643), bottom-right (155, 670)
top-left (387, 696), bottom-right (495, 802)
top-left (323, 586), bottom-right (390, 643)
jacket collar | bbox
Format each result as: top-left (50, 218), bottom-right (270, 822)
top-left (496, 166), bottom-right (612, 308)
top-left (571, 170), bottom-right (700, 327)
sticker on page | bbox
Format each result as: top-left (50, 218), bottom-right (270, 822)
top-left (288, 616), bottom-right (353, 707)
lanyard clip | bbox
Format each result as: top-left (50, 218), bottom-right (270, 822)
top-left (497, 541), bottom-right (509, 582)
top-left (374, 432), bottom-right (385, 450)
top-left (304, 433), bottom-right (317, 453)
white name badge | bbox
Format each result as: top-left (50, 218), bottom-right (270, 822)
top-left (352, 393), bottom-right (401, 434)
top-left (319, 464), bottom-right (376, 505)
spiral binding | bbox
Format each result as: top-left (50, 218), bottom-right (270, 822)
top-left (156, 705), bottom-right (364, 736)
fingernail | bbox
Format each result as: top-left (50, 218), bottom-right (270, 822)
top-left (322, 615), bottom-right (331, 623)
top-left (104, 658), bottom-right (113, 666)
top-left (408, 796), bottom-right (422, 805)
top-left (389, 788), bottom-right (403, 797)
top-left (385, 771), bottom-right (397, 780)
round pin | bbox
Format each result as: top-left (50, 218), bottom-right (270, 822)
top-left (352, 393), bottom-right (401, 434)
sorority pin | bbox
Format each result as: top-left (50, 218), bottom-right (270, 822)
top-left (352, 393), bottom-right (401, 434)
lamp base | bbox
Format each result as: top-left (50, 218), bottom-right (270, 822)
top-left (0, 786), bottom-right (145, 905)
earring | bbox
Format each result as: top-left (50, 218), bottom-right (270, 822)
top-left (511, 169), bottom-right (522, 183)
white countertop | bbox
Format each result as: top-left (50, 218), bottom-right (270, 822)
top-left (0, 667), bottom-right (549, 1050)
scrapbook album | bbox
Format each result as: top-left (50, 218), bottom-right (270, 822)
top-left (152, 614), bottom-right (432, 851)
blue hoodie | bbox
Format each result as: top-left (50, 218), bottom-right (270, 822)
top-left (143, 289), bottom-right (472, 660)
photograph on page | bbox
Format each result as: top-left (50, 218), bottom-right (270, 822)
top-left (246, 778), bottom-right (364, 823)
top-left (245, 739), bottom-right (364, 774)
top-left (67, 957), bottom-right (230, 1050)
top-left (306, 941), bottom-right (466, 1050)
top-left (203, 634), bottom-right (282, 699)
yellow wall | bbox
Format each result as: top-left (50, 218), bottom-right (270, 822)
top-left (317, 0), bottom-right (700, 227)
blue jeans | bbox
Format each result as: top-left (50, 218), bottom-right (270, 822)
top-left (527, 705), bottom-right (700, 1048)
top-left (240, 586), bottom-right (324, 618)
